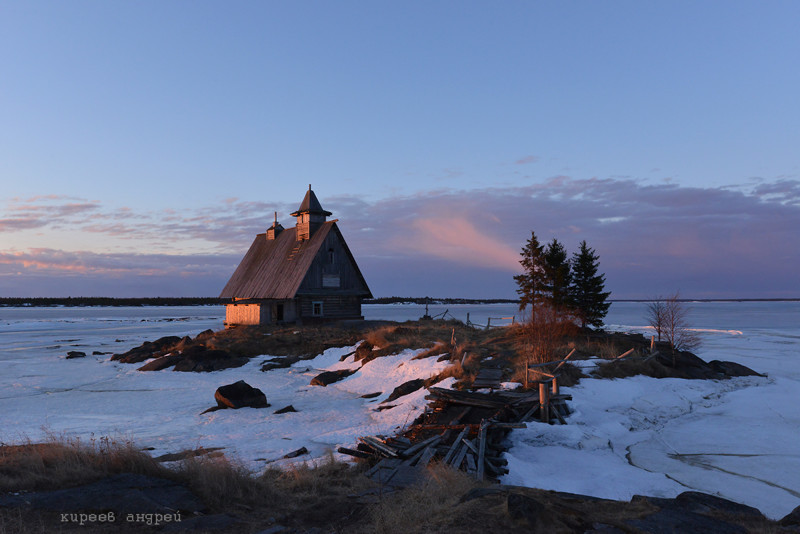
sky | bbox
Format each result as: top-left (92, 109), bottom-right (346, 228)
top-left (1, 1), bottom-right (798, 299)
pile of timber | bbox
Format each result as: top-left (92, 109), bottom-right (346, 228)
top-left (338, 385), bottom-right (572, 486)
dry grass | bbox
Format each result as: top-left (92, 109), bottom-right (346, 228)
top-left (370, 462), bottom-right (481, 534)
top-left (0, 434), bottom-right (165, 494)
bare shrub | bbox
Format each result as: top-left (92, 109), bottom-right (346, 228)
top-left (647, 293), bottom-right (701, 352)
top-left (514, 305), bottom-right (579, 387)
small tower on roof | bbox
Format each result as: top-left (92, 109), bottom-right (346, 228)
top-left (266, 212), bottom-right (284, 241)
top-left (291, 184), bottom-right (332, 241)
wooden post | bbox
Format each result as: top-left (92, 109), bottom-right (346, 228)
top-left (487, 317), bottom-right (491, 329)
top-left (466, 312), bottom-right (470, 326)
top-left (551, 376), bottom-right (559, 396)
top-left (538, 381), bottom-right (550, 423)
top-left (650, 335), bottom-right (655, 353)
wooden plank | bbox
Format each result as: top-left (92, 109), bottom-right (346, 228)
top-left (401, 435), bottom-right (441, 458)
top-left (452, 442), bottom-right (469, 469)
top-left (442, 427), bottom-right (469, 465)
top-left (359, 436), bottom-right (398, 457)
top-left (477, 420), bottom-right (488, 481)
top-left (413, 422), bottom-right (526, 431)
top-left (552, 348), bottom-right (576, 373)
top-left (517, 402), bottom-right (540, 423)
top-left (418, 444), bottom-right (438, 466)
top-left (337, 447), bottom-right (371, 459)
top-left (461, 438), bottom-right (478, 455)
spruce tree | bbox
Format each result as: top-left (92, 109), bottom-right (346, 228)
top-left (513, 231), bottom-right (546, 312)
top-left (570, 240), bottom-right (611, 328)
top-left (542, 238), bottom-right (572, 309)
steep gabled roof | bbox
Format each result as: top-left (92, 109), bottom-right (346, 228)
top-left (219, 221), bottom-right (371, 300)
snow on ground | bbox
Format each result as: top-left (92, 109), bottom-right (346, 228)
top-left (0, 341), bottom-right (452, 470)
top-left (502, 327), bottom-right (800, 520)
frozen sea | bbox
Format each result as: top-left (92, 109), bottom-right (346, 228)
top-left (1, 301), bottom-right (798, 519)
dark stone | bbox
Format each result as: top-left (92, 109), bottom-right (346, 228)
top-left (66, 351), bottom-right (86, 359)
top-left (111, 336), bottom-right (181, 363)
top-left (505, 492), bottom-right (556, 530)
top-left (353, 342), bottom-right (376, 363)
top-left (173, 345), bottom-right (248, 372)
top-left (708, 360), bottom-right (764, 378)
top-left (195, 329), bottom-right (216, 341)
top-left (626, 507), bottom-right (747, 534)
top-left (675, 491), bottom-right (764, 518)
top-left (92, 351), bottom-right (109, 355)
top-left (382, 378), bottom-right (425, 403)
top-left (138, 353), bottom-right (183, 371)
top-left (283, 447), bottom-right (308, 459)
top-left (780, 504), bottom-right (800, 526)
top-left (214, 380), bottom-right (268, 409)
top-left (310, 369), bottom-right (356, 386)
top-left (361, 391), bottom-right (382, 399)
top-left (0, 473), bottom-right (203, 514)
top-left (274, 405), bottom-right (297, 414)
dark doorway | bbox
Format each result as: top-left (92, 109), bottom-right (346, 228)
top-left (276, 303), bottom-right (284, 322)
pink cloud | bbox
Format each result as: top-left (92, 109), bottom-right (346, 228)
top-left (395, 216), bottom-right (520, 271)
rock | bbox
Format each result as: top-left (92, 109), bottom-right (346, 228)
top-left (173, 345), bottom-right (248, 372)
top-left (382, 378), bottom-right (424, 403)
top-left (92, 351), bottom-right (109, 355)
top-left (708, 360), bottom-right (764, 378)
top-left (138, 353), bottom-right (183, 371)
top-left (214, 380), bottom-right (268, 409)
top-left (360, 391), bottom-right (382, 399)
top-left (0, 473), bottom-right (203, 514)
top-left (627, 493), bottom-right (753, 534)
top-left (310, 369), bottom-right (356, 386)
top-left (505, 492), bottom-right (556, 531)
top-left (780, 504), bottom-right (800, 526)
top-left (353, 342), bottom-right (376, 363)
top-left (111, 336), bottom-right (181, 363)
top-left (274, 405), bottom-right (297, 414)
top-left (195, 329), bottom-right (216, 341)
top-left (626, 507), bottom-right (747, 534)
top-left (66, 351), bottom-right (86, 359)
top-left (283, 447), bottom-right (308, 459)
top-left (674, 491), bottom-right (764, 518)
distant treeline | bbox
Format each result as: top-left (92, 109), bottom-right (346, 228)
top-left (363, 297), bottom-right (519, 305)
top-left (0, 297), bottom-right (226, 307)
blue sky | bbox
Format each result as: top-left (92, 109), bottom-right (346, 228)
top-left (1, 1), bottom-right (798, 299)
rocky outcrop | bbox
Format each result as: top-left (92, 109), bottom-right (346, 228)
top-left (65, 351), bottom-right (86, 359)
top-left (0, 473), bottom-right (204, 515)
top-left (172, 345), bottom-right (248, 372)
top-left (111, 336), bottom-right (182, 364)
top-left (213, 380), bottom-right (268, 409)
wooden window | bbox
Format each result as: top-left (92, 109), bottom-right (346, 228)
top-left (312, 301), bottom-right (323, 316)
top-left (328, 248), bottom-right (335, 264)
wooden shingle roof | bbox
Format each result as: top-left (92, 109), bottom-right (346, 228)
top-left (219, 221), bottom-right (371, 300)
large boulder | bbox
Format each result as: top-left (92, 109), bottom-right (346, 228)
top-left (214, 380), bottom-right (268, 409)
top-left (138, 354), bottom-right (183, 371)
